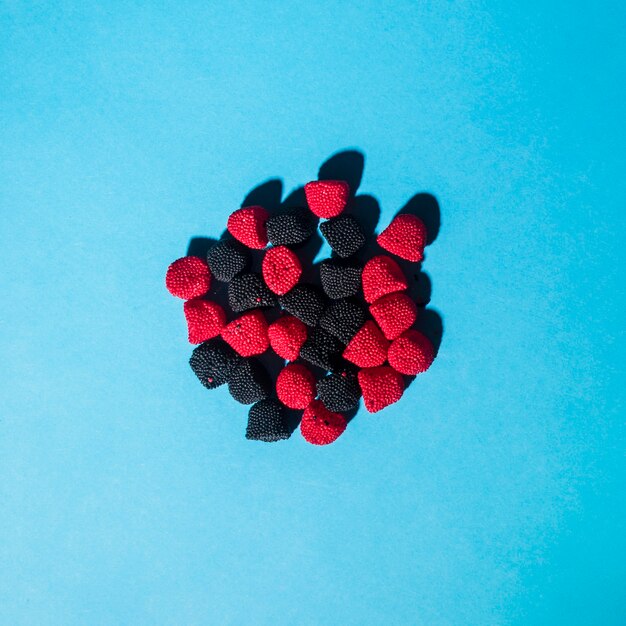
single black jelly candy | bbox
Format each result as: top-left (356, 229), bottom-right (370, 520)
top-left (246, 399), bottom-right (291, 442)
top-left (278, 284), bottom-right (327, 327)
top-left (320, 215), bottom-right (365, 258)
top-left (317, 369), bottom-right (361, 412)
top-left (206, 239), bottom-right (250, 282)
top-left (189, 339), bottom-right (242, 389)
top-left (318, 298), bottom-right (367, 344)
top-left (266, 208), bottom-right (317, 246)
top-left (299, 327), bottom-right (343, 371)
top-left (319, 259), bottom-right (362, 300)
top-left (228, 273), bottom-right (277, 312)
top-left (228, 358), bottom-right (272, 404)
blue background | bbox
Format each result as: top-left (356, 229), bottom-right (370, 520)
top-left (1, 2), bottom-right (624, 624)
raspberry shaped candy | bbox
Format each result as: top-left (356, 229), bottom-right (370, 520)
top-left (246, 399), bottom-right (291, 442)
top-left (276, 363), bottom-right (316, 409)
top-left (377, 214), bottom-right (427, 262)
top-left (268, 315), bottom-right (308, 361)
top-left (304, 180), bottom-right (350, 218)
top-left (165, 256), bottom-right (211, 299)
top-left (227, 205), bottom-right (270, 249)
top-left (300, 400), bottom-right (347, 445)
top-left (317, 369), bottom-right (361, 412)
top-left (184, 298), bottom-right (227, 344)
top-left (299, 327), bottom-right (343, 371)
top-left (228, 273), bottom-right (277, 312)
top-left (221, 310), bottom-right (269, 357)
top-left (361, 255), bottom-right (408, 303)
top-left (318, 298), bottom-right (366, 344)
top-left (266, 208), bottom-right (317, 246)
top-left (387, 329), bottom-right (435, 375)
top-left (189, 339), bottom-right (242, 389)
top-left (206, 239), bottom-right (250, 282)
top-left (369, 292), bottom-right (418, 340)
top-left (342, 320), bottom-right (389, 368)
top-left (319, 259), bottom-right (362, 300)
top-left (358, 366), bottom-right (405, 413)
top-left (228, 358), bottom-right (272, 404)
top-left (262, 246), bottom-right (302, 295)
top-left (278, 284), bottom-right (327, 327)
top-left (320, 215), bottom-right (365, 258)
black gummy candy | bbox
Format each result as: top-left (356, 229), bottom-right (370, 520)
top-left (320, 215), bottom-right (365, 258)
top-left (246, 399), bottom-right (291, 442)
top-left (317, 369), bottom-right (361, 412)
top-left (319, 298), bottom-right (367, 344)
top-left (278, 284), bottom-right (327, 327)
top-left (228, 358), bottom-right (272, 404)
top-left (319, 259), bottom-right (362, 300)
top-left (266, 208), bottom-right (317, 247)
top-left (206, 239), bottom-right (250, 282)
top-left (228, 273), bottom-right (277, 312)
top-left (189, 339), bottom-right (242, 389)
top-left (299, 326), bottom-right (343, 371)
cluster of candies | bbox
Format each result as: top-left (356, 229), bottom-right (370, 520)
top-left (165, 180), bottom-right (435, 445)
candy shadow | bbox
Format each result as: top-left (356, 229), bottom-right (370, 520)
top-left (318, 149), bottom-right (365, 195)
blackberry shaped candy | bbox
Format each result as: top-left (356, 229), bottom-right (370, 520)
top-left (266, 208), bottom-right (317, 246)
top-left (206, 239), bottom-right (250, 282)
top-left (318, 298), bottom-right (366, 345)
top-left (246, 399), bottom-right (291, 442)
top-left (320, 215), bottom-right (365, 258)
top-left (299, 327), bottom-right (343, 371)
top-left (317, 368), bottom-right (361, 412)
top-left (278, 284), bottom-right (327, 327)
top-left (319, 259), bottom-right (362, 300)
top-left (189, 339), bottom-right (242, 389)
top-left (228, 273), bottom-right (277, 312)
top-left (228, 358), bottom-right (272, 404)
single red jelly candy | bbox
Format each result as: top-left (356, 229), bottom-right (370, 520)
top-left (387, 329), bottom-right (435, 375)
top-left (369, 292), bottom-right (417, 340)
top-left (358, 366), bottom-right (405, 413)
top-left (262, 246), bottom-right (302, 295)
top-left (377, 214), bottom-right (428, 262)
top-left (300, 400), bottom-right (347, 445)
top-left (276, 363), bottom-right (316, 409)
top-left (184, 298), bottom-right (227, 344)
top-left (267, 315), bottom-right (308, 361)
top-left (227, 205), bottom-right (270, 249)
top-left (165, 256), bottom-right (211, 299)
top-left (304, 180), bottom-right (350, 218)
top-left (221, 310), bottom-right (269, 357)
top-left (361, 255), bottom-right (408, 303)
top-left (342, 320), bottom-right (389, 368)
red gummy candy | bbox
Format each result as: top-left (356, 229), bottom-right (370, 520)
top-left (342, 320), bottom-right (389, 368)
top-left (262, 246), bottom-right (302, 295)
top-left (165, 256), bottom-right (211, 299)
top-left (276, 363), bottom-right (316, 409)
top-left (227, 206), bottom-right (270, 249)
top-left (300, 400), bottom-right (347, 445)
top-left (377, 214), bottom-right (427, 262)
top-left (221, 310), bottom-right (269, 357)
top-left (388, 329), bottom-right (435, 375)
top-left (358, 366), bottom-right (405, 413)
top-left (184, 299), bottom-right (226, 344)
top-left (369, 292), bottom-right (417, 340)
top-left (304, 180), bottom-right (350, 218)
top-left (268, 315), bottom-right (308, 361)
top-left (361, 255), bottom-right (407, 303)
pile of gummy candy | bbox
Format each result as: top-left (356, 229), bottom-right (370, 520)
top-left (166, 180), bottom-right (435, 445)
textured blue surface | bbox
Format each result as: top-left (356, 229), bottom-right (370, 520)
top-left (1, 2), bottom-right (624, 624)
